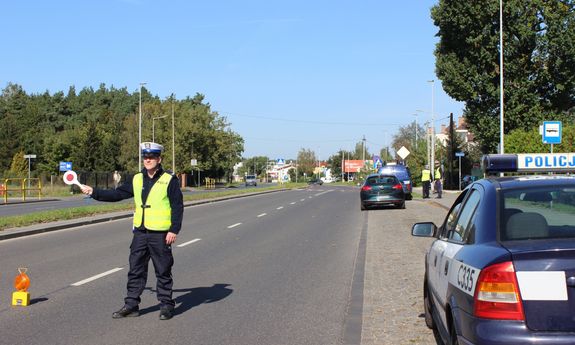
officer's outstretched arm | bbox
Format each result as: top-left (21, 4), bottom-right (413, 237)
top-left (80, 185), bottom-right (93, 196)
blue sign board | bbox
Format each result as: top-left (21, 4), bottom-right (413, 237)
top-left (59, 161), bottom-right (72, 172)
top-left (543, 121), bottom-right (562, 144)
top-left (455, 152), bottom-right (465, 157)
top-left (276, 158), bottom-right (285, 165)
top-left (372, 155), bottom-right (382, 169)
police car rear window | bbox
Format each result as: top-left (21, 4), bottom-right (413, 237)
top-left (366, 176), bottom-right (398, 186)
top-left (501, 187), bottom-right (575, 240)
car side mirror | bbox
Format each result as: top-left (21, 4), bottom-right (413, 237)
top-left (411, 222), bottom-right (436, 237)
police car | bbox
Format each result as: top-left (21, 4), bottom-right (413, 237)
top-left (412, 153), bottom-right (575, 345)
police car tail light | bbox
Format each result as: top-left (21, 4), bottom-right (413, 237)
top-left (361, 185), bottom-right (372, 192)
top-left (474, 261), bottom-right (525, 320)
top-left (392, 183), bottom-right (403, 190)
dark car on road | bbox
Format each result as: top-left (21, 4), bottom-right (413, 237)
top-left (360, 174), bottom-right (405, 210)
top-left (308, 178), bottom-right (323, 185)
top-left (377, 163), bottom-right (413, 200)
top-left (411, 153), bottom-right (575, 345)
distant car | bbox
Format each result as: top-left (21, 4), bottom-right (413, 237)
top-left (308, 178), bottom-right (323, 185)
top-left (461, 174), bottom-right (478, 189)
top-left (411, 153), bottom-right (575, 345)
top-left (360, 174), bottom-right (405, 210)
top-left (245, 175), bottom-right (257, 187)
top-left (377, 164), bottom-right (413, 200)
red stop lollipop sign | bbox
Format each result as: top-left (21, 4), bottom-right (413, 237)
top-left (63, 170), bottom-right (83, 188)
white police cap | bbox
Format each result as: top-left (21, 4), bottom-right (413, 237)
top-left (141, 142), bottom-right (164, 155)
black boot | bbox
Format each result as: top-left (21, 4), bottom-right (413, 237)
top-left (112, 306), bottom-right (139, 318)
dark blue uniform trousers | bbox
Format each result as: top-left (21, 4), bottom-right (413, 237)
top-left (125, 230), bottom-right (175, 308)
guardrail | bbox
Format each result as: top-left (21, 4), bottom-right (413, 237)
top-left (2, 178), bottom-right (42, 204)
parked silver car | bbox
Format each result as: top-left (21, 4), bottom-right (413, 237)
top-left (245, 174), bottom-right (257, 187)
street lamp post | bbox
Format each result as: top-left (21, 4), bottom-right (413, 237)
top-left (428, 80), bottom-right (435, 172)
top-left (499, 0), bottom-right (505, 154)
top-left (171, 94), bottom-right (176, 173)
top-left (138, 82), bottom-right (147, 171)
top-left (152, 115), bottom-right (168, 143)
top-left (413, 113), bottom-right (418, 149)
top-left (416, 109), bottom-right (430, 167)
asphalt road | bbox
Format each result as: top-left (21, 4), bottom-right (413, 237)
top-left (0, 185), bottom-right (365, 345)
top-left (0, 183), bottom-right (275, 217)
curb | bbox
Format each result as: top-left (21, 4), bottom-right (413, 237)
top-left (0, 188), bottom-right (289, 242)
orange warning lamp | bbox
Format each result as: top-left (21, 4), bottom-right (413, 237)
top-left (12, 267), bottom-right (31, 306)
top-left (14, 268), bottom-right (30, 291)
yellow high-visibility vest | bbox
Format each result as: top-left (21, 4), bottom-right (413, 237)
top-left (421, 169), bottom-right (431, 182)
top-left (435, 168), bottom-right (442, 179)
top-left (133, 172), bottom-right (172, 231)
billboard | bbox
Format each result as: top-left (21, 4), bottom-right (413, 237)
top-left (344, 160), bottom-right (372, 173)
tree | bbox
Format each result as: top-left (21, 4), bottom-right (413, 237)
top-left (506, 123), bottom-right (575, 153)
top-left (432, 0), bottom-right (575, 153)
top-left (297, 148), bottom-right (316, 178)
top-left (239, 156), bottom-right (269, 178)
top-left (352, 140), bottom-right (370, 161)
top-left (8, 150), bottom-right (27, 177)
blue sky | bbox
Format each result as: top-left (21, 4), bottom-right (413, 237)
top-left (2, 0), bottom-right (462, 160)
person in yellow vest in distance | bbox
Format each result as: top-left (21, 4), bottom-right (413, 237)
top-left (421, 164), bottom-right (431, 199)
top-left (434, 161), bottom-right (443, 199)
top-left (80, 142), bottom-right (184, 321)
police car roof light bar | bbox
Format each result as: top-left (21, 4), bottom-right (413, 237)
top-left (482, 154), bottom-right (518, 174)
top-left (483, 153), bottom-right (575, 174)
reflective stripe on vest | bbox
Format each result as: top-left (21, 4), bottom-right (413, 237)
top-left (421, 169), bottom-right (431, 182)
top-left (133, 172), bottom-right (172, 231)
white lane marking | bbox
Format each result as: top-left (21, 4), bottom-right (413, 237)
top-left (228, 223), bottom-right (242, 229)
top-left (257, 213), bottom-right (267, 217)
top-left (308, 196), bottom-right (313, 199)
top-left (71, 268), bottom-right (123, 286)
top-left (314, 190), bottom-right (333, 197)
top-left (277, 206), bottom-right (284, 210)
top-left (300, 199), bottom-right (305, 201)
top-left (177, 238), bottom-right (201, 248)
top-left (290, 202), bottom-right (296, 205)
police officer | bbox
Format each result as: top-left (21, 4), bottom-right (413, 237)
top-left (434, 161), bottom-right (443, 199)
top-left (80, 142), bottom-right (184, 320)
top-left (421, 164), bottom-right (431, 198)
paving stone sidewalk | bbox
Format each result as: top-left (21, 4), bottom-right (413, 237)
top-left (361, 187), bottom-right (460, 345)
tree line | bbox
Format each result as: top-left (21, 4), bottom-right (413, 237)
top-left (0, 83), bottom-right (244, 182)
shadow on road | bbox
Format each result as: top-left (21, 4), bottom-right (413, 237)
top-left (140, 283), bottom-right (233, 316)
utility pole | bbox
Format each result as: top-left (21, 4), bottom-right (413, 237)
top-left (172, 94), bottom-right (176, 174)
top-left (362, 135), bottom-right (366, 163)
top-left (428, 80), bottom-right (435, 175)
top-left (138, 82), bottom-right (146, 171)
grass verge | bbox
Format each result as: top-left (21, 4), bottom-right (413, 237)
top-left (0, 183), bottom-right (307, 231)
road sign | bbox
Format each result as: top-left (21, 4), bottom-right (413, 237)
top-left (277, 158), bottom-right (285, 165)
top-left (396, 146), bottom-right (410, 160)
top-left (59, 161), bottom-right (72, 172)
top-left (372, 155), bottom-right (382, 169)
top-left (542, 121), bottom-right (562, 144)
top-left (455, 152), bottom-right (465, 157)
top-left (23, 154), bottom-right (36, 159)
top-left (190, 159), bottom-right (198, 166)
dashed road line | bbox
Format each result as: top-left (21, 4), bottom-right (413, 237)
top-left (257, 213), bottom-right (267, 217)
top-left (71, 268), bottom-right (123, 286)
top-left (227, 223), bottom-right (242, 229)
top-left (177, 238), bottom-right (201, 247)
top-left (277, 206), bottom-right (284, 210)
top-left (290, 202), bottom-right (296, 205)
